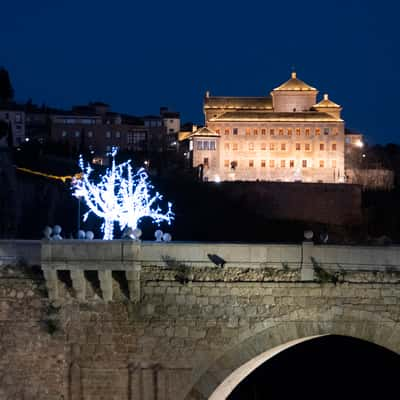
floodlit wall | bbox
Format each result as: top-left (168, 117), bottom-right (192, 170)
top-left (0, 240), bottom-right (399, 399)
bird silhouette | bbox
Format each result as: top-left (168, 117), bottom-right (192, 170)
top-left (207, 254), bottom-right (226, 267)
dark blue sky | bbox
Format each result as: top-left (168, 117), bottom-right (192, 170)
top-left (1, 0), bottom-right (399, 143)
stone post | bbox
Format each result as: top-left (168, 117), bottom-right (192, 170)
top-left (70, 270), bottom-right (86, 301)
top-left (42, 269), bottom-right (59, 301)
top-left (69, 344), bottom-right (81, 400)
top-left (142, 368), bottom-right (156, 400)
top-left (155, 365), bottom-right (167, 400)
top-left (98, 270), bottom-right (113, 302)
top-left (126, 265), bottom-right (141, 303)
top-left (301, 241), bottom-right (315, 281)
top-left (128, 363), bottom-right (142, 400)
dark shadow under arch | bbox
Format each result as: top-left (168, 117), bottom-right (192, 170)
top-left (229, 334), bottom-right (400, 400)
top-left (187, 312), bottom-right (400, 400)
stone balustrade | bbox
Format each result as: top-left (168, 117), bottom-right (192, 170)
top-left (1, 239), bottom-right (400, 302)
top-left (0, 240), bottom-right (41, 266)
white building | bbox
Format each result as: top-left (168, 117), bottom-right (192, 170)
top-left (190, 72), bottom-right (361, 183)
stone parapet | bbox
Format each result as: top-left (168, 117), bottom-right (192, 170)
top-left (0, 239), bottom-right (41, 266)
top-left (2, 240), bottom-right (400, 302)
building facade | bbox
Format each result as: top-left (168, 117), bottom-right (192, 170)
top-left (0, 104), bottom-right (26, 146)
top-left (50, 103), bottom-right (180, 158)
top-left (191, 72), bottom-right (353, 183)
top-left (51, 102), bottom-right (146, 156)
top-left (143, 107), bottom-right (181, 151)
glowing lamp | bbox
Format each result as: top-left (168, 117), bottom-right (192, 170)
top-left (355, 140), bottom-right (364, 148)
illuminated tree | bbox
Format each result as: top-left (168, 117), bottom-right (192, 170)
top-left (117, 163), bottom-right (173, 234)
top-left (72, 148), bottom-right (173, 240)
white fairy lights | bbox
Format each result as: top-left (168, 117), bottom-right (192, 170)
top-left (72, 148), bottom-right (174, 240)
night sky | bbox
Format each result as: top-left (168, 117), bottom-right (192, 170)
top-left (1, 0), bottom-right (399, 143)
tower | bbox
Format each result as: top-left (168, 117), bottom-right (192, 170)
top-left (271, 72), bottom-right (318, 112)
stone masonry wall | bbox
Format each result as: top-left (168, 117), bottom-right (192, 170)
top-left (0, 267), bottom-right (68, 399)
top-left (0, 258), bottom-right (399, 400)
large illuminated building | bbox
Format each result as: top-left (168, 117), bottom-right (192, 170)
top-left (189, 72), bottom-right (361, 183)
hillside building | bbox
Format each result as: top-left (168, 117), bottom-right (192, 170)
top-left (0, 104), bottom-right (26, 146)
top-left (50, 104), bottom-right (180, 157)
top-left (189, 72), bottom-right (361, 183)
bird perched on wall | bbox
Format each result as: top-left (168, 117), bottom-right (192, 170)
top-left (207, 254), bottom-right (226, 268)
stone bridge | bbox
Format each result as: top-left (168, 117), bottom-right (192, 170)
top-left (0, 240), bottom-right (399, 399)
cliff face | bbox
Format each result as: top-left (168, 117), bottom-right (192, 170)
top-left (0, 150), bottom-right (368, 242)
top-left (0, 150), bottom-right (76, 239)
top-left (0, 149), bottom-right (20, 238)
top-left (0, 160), bottom-right (363, 242)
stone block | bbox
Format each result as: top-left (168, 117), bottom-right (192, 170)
top-left (175, 326), bottom-right (189, 338)
top-left (166, 287), bottom-right (179, 295)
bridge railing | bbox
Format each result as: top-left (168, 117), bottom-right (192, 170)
top-left (311, 244), bottom-right (400, 271)
top-left (40, 240), bottom-right (302, 268)
top-left (1, 240), bottom-right (400, 302)
top-left (0, 240), bottom-right (41, 266)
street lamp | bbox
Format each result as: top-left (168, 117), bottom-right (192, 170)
top-left (71, 176), bottom-right (82, 237)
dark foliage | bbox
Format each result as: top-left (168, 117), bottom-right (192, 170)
top-left (362, 143), bottom-right (400, 186)
top-left (3, 146), bottom-right (400, 243)
top-left (0, 120), bottom-right (9, 139)
top-left (0, 67), bottom-right (14, 103)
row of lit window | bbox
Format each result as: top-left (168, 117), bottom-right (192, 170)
top-left (222, 159), bottom-right (337, 168)
top-left (1, 112), bottom-right (23, 123)
top-left (62, 130), bottom-right (120, 138)
top-left (61, 118), bottom-right (98, 125)
top-left (127, 132), bottom-right (147, 144)
top-left (223, 142), bottom-right (337, 151)
top-left (61, 130), bottom-right (140, 139)
top-left (196, 140), bottom-right (216, 150)
top-left (215, 127), bottom-right (338, 136)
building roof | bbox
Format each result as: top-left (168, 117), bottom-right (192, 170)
top-left (52, 109), bottom-right (100, 117)
top-left (0, 102), bottom-right (27, 112)
top-left (143, 115), bottom-right (162, 120)
top-left (345, 128), bottom-right (363, 136)
top-left (211, 111), bottom-right (342, 122)
top-left (204, 96), bottom-right (273, 110)
top-left (313, 94), bottom-right (341, 109)
top-left (162, 111), bottom-right (180, 119)
top-left (178, 131), bottom-right (193, 141)
top-left (89, 101), bottom-right (109, 107)
top-left (120, 114), bottom-right (144, 125)
top-left (188, 126), bottom-right (220, 138)
top-left (273, 72), bottom-right (317, 92)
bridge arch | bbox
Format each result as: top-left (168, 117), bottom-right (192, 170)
top-left (186, 306), bottom-right (400, 400)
